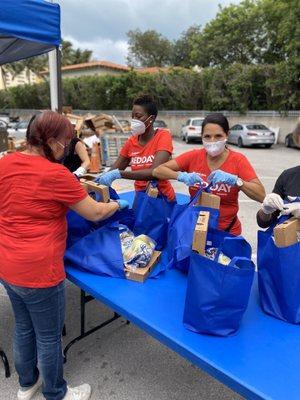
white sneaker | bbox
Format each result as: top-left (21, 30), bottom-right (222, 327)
top-left (63, 384), bottom-right (92, 400)
top-left (17, 378), bottom-right (42, 400)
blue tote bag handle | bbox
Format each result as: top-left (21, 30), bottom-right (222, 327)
top-left (188, 183), bottom-right (213, 207)
top-left (216, 236), bottom-right (252, 261)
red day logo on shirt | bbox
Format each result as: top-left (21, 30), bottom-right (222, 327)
top-left (131, 155), bottom-right (155, 167)
top-left (193, 173), bottom-right (233, 196)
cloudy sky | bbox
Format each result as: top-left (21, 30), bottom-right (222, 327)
top-left (57, 0), bottom-right (240, 65)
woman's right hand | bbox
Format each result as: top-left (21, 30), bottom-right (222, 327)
top-left (262, 193), bottom-right (284, 214)
top-left (177, 172), bottom-right (203, 187)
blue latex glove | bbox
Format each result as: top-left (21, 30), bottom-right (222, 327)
top-left (94, 169), bottom-right (121, 186)
top-left (177, 171), bottom-right (203, 186)
top-left (208, 170), bottom-right (238, 186)
top-left (116, 199), bottom-right (129, 210)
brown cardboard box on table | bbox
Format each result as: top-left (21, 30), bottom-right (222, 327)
top-left (125, 251), bottom-right (161, 283)
top-left (146, 184), bottom-right (159, 198)
top-left (80, 180), bottom-right (110, 203)
top-left (274, 217), bottom-right (300, 247)
top-left (66, 114), bottom-right (84, 134)
top-left (195, 191), bottom-right (220, 209)
top-left (192, 211), bottom-right (210, 255)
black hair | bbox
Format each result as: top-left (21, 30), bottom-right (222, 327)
top-left (133, 94), bottom-right (158, 118)
top-left (202, 113), bottom-right (230, 134)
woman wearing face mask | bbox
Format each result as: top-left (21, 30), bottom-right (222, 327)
top-left (94, 94), bottom-right (175, 201)
top-left (153, 113), bottom-right (265, 235)
top-left (0, 111), bottom-right (128, 400)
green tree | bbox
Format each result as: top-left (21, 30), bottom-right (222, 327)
top-left (172, 25), bottom-right (202, 67)
top-left (61, 40), bottom-right (93, 66)
top-left (127, 29), bottom-right (173, 67)
top-left (187, 0), bottom-right (300, 67)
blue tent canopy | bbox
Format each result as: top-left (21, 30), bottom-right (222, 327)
top-left (0, 0), bottom-right (61, 65)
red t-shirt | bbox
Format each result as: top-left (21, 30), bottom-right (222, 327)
top-left (175, 149), bottom-right (258, 235)
top-left (0, 152), bottom-right (87, 288)
top-left (120, 128), bottom-right (175, 201)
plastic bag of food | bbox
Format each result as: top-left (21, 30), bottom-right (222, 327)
top-left (123, 234), bottom-right (156, 271)
top-left (119, 225), bottom-right (135, 254)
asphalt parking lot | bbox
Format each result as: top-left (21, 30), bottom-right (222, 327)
top-left (1, 141), bottom-right (299, 400)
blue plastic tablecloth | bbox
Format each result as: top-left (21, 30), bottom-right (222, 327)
top-left (65, 191), bottom-right (300, 400)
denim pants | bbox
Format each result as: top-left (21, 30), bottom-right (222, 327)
top-left (1, 280), bottom-right (67, 400)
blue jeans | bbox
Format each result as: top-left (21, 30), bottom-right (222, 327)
top-left (1, 280), bottom-right (67, 400)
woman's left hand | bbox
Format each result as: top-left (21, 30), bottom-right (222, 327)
top-left (208, 169), bottom-right (238, 186)
top-left (281, 202), bottom-right (300, 218)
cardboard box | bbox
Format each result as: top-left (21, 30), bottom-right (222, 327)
top-left (192, 211), bottom-right (210, 255)
top-left (81, 174), bottom-right (97, 182)
top-left (274, 217), bottom-right (300, 247)
top-left (66, 114), bottom-right (84, 133)
top-left (146, 184), bottom-right (159, 198)
top-left (195, 191), bottom-right (220, 209)
top-left (91, 114), bottom-right (114, 129)
top-left (125, 251), bottom-right (161, 283)
top-left (81, 181), bottom-right (110, 203)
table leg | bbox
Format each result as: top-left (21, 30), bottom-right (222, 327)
top-left (0, 349), bottom-right (10, 378)
top-left (62, 324), bottom-right (67, 337)
top-left (63, 290), bottom-right (121, 362)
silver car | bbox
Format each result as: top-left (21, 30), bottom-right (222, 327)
top-left (228, 123), bottom-right (275, 148)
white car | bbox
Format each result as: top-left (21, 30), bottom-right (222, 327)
top-left (7, 120), bottom-right (29, 139)
top-left (180, 118), bottom-right (204, 143)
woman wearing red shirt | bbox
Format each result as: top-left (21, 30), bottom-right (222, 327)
top-left (153, 113), bottom-right (265, 235)
top-left (95, 94), bottom-right (175, 201)
top-left (0, 111), bottom-right (128, 400)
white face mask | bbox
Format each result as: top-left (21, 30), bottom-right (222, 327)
top-left (203, 139), bottom-right (227, 157)
top-left (130, 119), bottom-right (146, 136)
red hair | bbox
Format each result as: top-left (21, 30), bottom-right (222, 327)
top-left (26, 111), bottom-right (74, 162)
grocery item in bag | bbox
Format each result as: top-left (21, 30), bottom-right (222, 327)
top-left (123, 234), bottom-right (156, 271)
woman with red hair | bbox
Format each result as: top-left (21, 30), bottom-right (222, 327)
top-left (0, 111), bottom-right (128, 400)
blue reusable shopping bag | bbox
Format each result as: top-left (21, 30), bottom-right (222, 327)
top-left (133, 183), bottom-right (176, 250)
top-left (258, 216), bottom-right (300, 324)
top-left (66, 187), bottom-right (135, 248)
top-left (183, 229), bottom-right (254, 336)
top-left (65, 222), bottom-right (125, 278)
top-left (65, 221), bottom-right (168, 280)
top-left (167, 187), bottom-right (220, 273)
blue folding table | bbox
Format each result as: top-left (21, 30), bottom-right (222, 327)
top-left (64, 192), bottom-right (300, 400)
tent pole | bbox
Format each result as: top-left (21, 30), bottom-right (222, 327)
top-left (48, 0), bottom-right (62, 113)
top-left (48, 46), bottom-right (62, 113)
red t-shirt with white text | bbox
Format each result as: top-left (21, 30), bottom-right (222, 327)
top-left (120, 128), bottom-right (175, 200)
top-left (0, 152), bottom-right (87, 288)
top-left (175, 149), bottom-right (258, 235)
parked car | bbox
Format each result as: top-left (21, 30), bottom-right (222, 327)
top-left (285, 132), bottom-right (300, 149)
top-left (0, 119), bottom-right (9, 152)
top-left (181, 117), bottom-right (204, 143)
top-left (153, 120), bottom-right (168, 129)
top-left (228, 123), bottom-right (275, 148)
top-left (0, 113), bottom-right (10, 125)
top-left (7, 120), bottom-right (29, 139)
